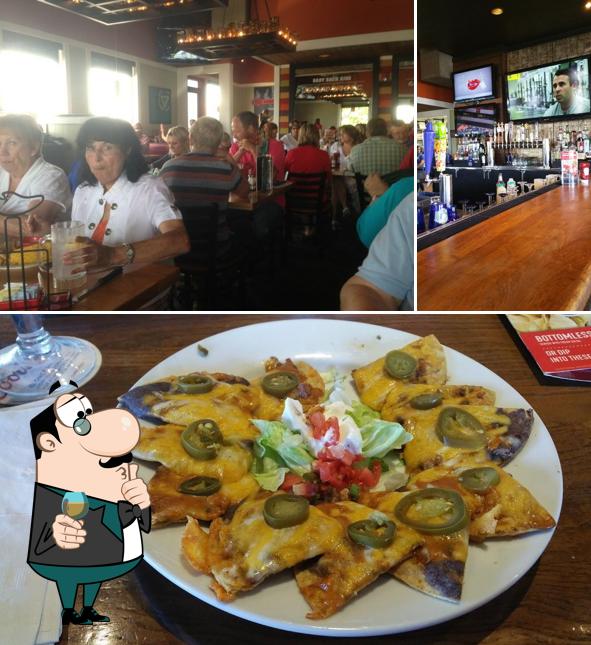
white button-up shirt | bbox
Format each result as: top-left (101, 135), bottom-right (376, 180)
top-left (72, 173), bottom-right (181, 246)
top-left (0, 157), bottom-right (71, 217)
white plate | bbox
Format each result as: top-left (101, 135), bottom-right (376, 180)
top-left (131, 319), bottom-right (563, 637)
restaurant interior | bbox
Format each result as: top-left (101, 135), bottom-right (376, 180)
top-left (417, 0), bottom-right (591, 311)
top-left (0, 0), bottom-right (413, 311)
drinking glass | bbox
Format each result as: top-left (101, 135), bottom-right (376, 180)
top-left (0, 315), bottom-right (101, 405)
top-left (50, 221), bottom-right (87, 285)
top-left (486, 193), bottom-right (496, 206)
top-left (62, 491), bottom-right (89, 519)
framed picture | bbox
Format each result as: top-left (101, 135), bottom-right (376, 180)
top-left (253, 86), bottom-right (274, 118)
top-left (149, 87), bottom-right (172, 124)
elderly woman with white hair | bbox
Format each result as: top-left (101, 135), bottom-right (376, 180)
top-left (0, 114), bottom-right (71, 237)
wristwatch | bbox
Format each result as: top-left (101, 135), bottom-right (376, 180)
top-left (122, 243), bottom-right (135, 265)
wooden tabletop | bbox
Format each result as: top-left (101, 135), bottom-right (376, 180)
top-left (70, 263), bottom-right (179, 311)
top-left (228, 181), bottom-right (293, 211)
top-left (2, 314), bottom-right (586, 645)
top-left (418, 184), bottom-right (591, 310)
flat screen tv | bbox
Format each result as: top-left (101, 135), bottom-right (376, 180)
top-left (453, 65), bottom-right (495, 103)
top-left (506, 57), bottom-right (591, 121)
top-left (455, 104), bottom-right (498, 136)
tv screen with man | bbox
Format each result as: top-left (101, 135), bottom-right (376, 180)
top-left (506, 57), bottom-right (591, 120)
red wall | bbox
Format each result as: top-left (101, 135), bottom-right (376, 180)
top-left (2, 0), bottom-right (159, 61)
top-left (251, 0), bottom-right (413, 40)
top-left (233, 58), bottom-right (274, 84)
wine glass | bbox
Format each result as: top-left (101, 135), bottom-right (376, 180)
top-left (61, 491), bottom-right (89, 520)
top-left (0, 314), bottom-right (101, 405)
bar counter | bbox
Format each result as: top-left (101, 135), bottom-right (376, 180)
top-left (418, 183), bottom-right (591, 311)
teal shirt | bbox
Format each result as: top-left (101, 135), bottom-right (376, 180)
top-left (356, 177), bottom-right (414, 248)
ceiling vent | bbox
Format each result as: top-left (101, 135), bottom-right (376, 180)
top-left (420, 49), bottom-right (453, 87)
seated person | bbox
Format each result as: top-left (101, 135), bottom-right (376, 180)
top-left (356, 173), bottom-right (413, 248)
top-left (285, 123), bottom-right (332, 176)
top-left (64, 117), bottom-right (189, 271)
top-left (151, 126), bottom-right (190, 171)
top-left (0, 114), bottom-right (71, 237)
top-left (285, 124), bottom-right (332, 235)
top-left (159, 117), bottom-right (248, 260)
top-left (340, 184), bottom-right (413, 311)
top-left (280, 121), bottom-right (300, 152)
top-left (229, 111), bottom-right (285, 241)
top-left (262, 121), bottom-right (279, 141)
top-left (349, 118), bottom-right (407, 176)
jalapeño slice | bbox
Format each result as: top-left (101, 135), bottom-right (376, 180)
top-left (176, 374), bottom-right (215, 394)
top-left (261, 371), bottom-right (300, 397)
top-left (435, 407), bottom-right (487, 449)
top-left (395, 488), bottom-right (468, 535)
top-left (181, 419), bottom-right (222, 460)
top-left (263, 494), bottom-right (309, 529)
top-left (410, 392), bottom-right (443, 410)
top-left (347, 518), bottom-right (395, 548)
top-left (458, 466), bottom-right (500, 492)
top-left (178, 476), bottom-right (221, 496)
top-left (384, 351), bottom-right (417, 380)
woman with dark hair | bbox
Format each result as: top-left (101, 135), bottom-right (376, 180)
top-left (66, 117), bottom-right (189, 270)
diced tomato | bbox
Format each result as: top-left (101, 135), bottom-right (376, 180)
top-left (340, 449), bottom-right (357, 466)
top-left (353, 460), bottom-right (382, 489)
top-left (309, 410), bottom-right (326, 439)
top-left (308, 410), bottom-right (340, 444)
top-left (280, 472), bottom-right (304, 491)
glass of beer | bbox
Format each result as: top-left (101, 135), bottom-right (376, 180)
top-left (61, 491), bottom-right (89, 520)
top-left (50, 221), bottom-right (87, 289)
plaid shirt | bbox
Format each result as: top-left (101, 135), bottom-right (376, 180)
top-left (349, 137), bottom-right (407, 176)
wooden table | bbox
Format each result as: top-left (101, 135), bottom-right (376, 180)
top-left (228, 181), bottom-right (293, 211)
top-left (2, 314), bottom-right (586, 645)
top-left (418, 184), bottom-right (591, 310)
top-left (70, 264), bottom-right (179, 311)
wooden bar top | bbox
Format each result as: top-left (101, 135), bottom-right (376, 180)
top-left (418, 184), bottom-right (591, 310)
top-left (71, 263), bottom-right (179, 311)
top-left (228, 181), bottom-right (293, 211)
top-left (2, 314), bottom-right (585, 645)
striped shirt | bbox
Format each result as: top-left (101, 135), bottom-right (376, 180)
top-left (160, 152), bottom-right (242, 251)
top-left (349, 137), bottom-right (408, 176)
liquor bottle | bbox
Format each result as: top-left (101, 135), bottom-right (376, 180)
top-left (479, 138), bottom-right (487, 166)
top-left (496, 173), bottom-right (507, 200)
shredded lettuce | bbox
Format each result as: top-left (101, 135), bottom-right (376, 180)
top-left (347, 402), bottom-right (413, 459)
top-left (252, 456), bottom-right (290, 491)
top-left (348, 401), bottom-right (380, 426)
top-left (250, 419), bottom-right (314, 477)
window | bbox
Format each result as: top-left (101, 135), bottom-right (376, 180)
top-left (187, 79), bottom-right (199, 125)
top-left (0, 30), bottom-right (67, 124)
top-left (206, 82), bottom-right (220, 121)
top-left (88, 53), bottom-right (138, 123)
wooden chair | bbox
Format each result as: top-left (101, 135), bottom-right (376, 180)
top-left (284, 171), bottom-right (330, 242)
top-left (174, 204), bottom-right (247, 310)
top-left (356, 168), bottom-right (414, 214)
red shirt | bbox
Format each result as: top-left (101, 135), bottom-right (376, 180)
top-left (229, 138), bottom-right (285, 183)
top-left (285, 145), bottom-right (332, 176)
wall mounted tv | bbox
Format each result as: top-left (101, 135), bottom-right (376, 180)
top-left (506, 57), bottom-right (591, 121)
top-left (453, 65), bottom-right (495, 103)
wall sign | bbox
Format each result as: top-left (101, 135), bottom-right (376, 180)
top-left (149, 86), bottom-right (172, 124)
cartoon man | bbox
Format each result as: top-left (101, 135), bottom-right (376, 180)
top-left (27, 382), bottom-right (151, 626)
top-left (544, 66), bottom-right (591, 116)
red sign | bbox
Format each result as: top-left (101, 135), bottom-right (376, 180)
top-left (519, 328), bottom-right (591, 373)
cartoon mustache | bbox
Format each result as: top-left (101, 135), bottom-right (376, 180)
top-left (99, 452), bottom-right (133, 468)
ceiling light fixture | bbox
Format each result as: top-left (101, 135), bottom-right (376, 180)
top-left (177, 17), bottom-right (297, 61)
top-left (491, 7), bottom-right (504, 15)
top-left (586, 1), bottom-right (591, 9)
